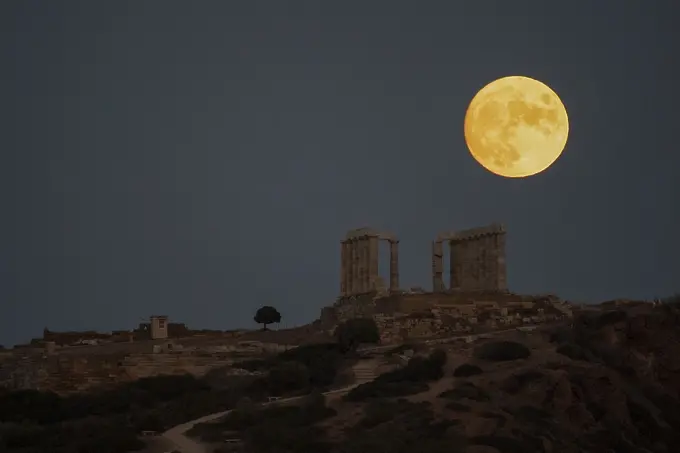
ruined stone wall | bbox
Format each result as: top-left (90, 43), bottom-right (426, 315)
top-left (323, 291), bottom-right (571, 344)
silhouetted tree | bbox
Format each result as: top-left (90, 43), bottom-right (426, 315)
top-left (254, 306), bottom-right (281, 330)
top-left (335, 318), bottom-right (380, 352)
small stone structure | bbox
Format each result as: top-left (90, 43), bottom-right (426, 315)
top-left (432, 223), bottom-right (507, 292)
top-left (150, 315), bottom-right (168, 340)
top-left (339, 227), bottom-right (399, 297)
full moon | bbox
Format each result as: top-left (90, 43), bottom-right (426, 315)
top-left (464, 76), bottom-right (569, 178)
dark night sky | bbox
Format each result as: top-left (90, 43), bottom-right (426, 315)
top-left (2, 1), bottom-right (678, 346)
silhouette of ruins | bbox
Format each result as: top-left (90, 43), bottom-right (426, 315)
top-left (339, 227), bottom-right (399, 296)
top-left (432, 223), bottom-right (507, 292)
top-left (339, 223), bottom-right (507, 298)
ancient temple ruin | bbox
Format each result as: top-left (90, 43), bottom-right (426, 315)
top-left (338, 223), bottom-right (507, 298)
top-left (340, 227), bottom-right (399, 297)
top-left (432, 223), bottom-right (507, 292)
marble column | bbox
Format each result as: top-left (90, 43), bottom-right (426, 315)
top-left (359, 238), bottom-right (368, 293)
top-left (368, 236), bottom-right (379, 291)
top-left (432, 240), bottom-right (444, 292)
top-left (389, 240), bottom-right (399, 291)
top-left (449, 240), bottom-right (461, 290)
top-left (340, 240), bottom-right (348, 296)
top-left (449, 240), bottom-right (456, 290)
top-left (354, 238), bottom-right (361, 294)
top-left (348, 239), bottom-right (357, 294)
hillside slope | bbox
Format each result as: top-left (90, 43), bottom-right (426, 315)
top-left (192, 303), bottom-right (680, 453)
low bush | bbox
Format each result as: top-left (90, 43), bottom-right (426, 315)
top-left (468, 435), bottom-right (533, 453)
top-left (501, 370), bottom-right (545, 394)
top-left (439, 382), bottom-right (490, 402)
top-left (510, 405), bottom-right (553, 428)
top-left (445, 402), bottom-right (471, 412)
top-left (338, 404), bottom-right (461, 453)
top-left (453, 363), bottom-right (483, 377)
top-left (356, 399), bottom-right (428, 430)
top-left (595, 310), bottom-right (628, 328)
top-left (473, 341), bottom-right (531, 362)
top-left (548, 326), bottom-right (574, 344)
top-left (344, 350), bottom-right (446, 401)
top-left (556, 342), bottom-right (588, 361)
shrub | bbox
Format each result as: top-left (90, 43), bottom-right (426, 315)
top-left (469, 435), bottom-right (532, 453)
top-left (556, 342), bottom-right (588, 361)
top-left (549, 326), bottom-right (574, 344)
top-left (278, 342), bottom-right (346, 388)
top-left (511, 405), bottom-right (552, 426)
top-left (237, 342), bottom-right (346, 393)
top-left (339, 402), bottom-right (461, 453)
top-left (335, 318), bottom-right (380, 352)
top-left (596, 310), bottom-right (627, 328)
top-left (501, 370), bottom-right (545, 394)
top-left (445, 402), bottom-right (471, 412)
top-left (453, 363), bottom-right (483, 377)
top-left (473, 341), bottom-right (531, 361)
top-left (357, 400), bottom-right (403, 429)
top-left (439, 382), bottom-right (490, 402)
top-left (266, 361), bottom-right (311, 395)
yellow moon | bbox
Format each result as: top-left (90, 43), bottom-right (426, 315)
top-left (464, 76), bottom-right (569, 178)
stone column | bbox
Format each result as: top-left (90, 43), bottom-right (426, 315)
top-left (450, 240), bottom-right (461, 291)
top-left (432, 240), bottom-right (444, 292)
top-left (344, 240), bottom-right (350, 295)
top-left (355, 239), bottom-right (362, 294)
top-left (340, 240), bottom-right (348, 296)
top-left (368, 236), bottom-right (379, 291)
top-left (469, 238), bottom-right (481, 291)
top-left (355, 238), bottom-right (364, 294)
top-left (350, 239), bottom-right (358, 295)
top-left (495, 233), bottom-right (508, 291)
top-left (449, 239), bottom-right (456, 290)
top-left (362, 237), bottom-right (370, 293)
top-left (389, 240), bottom-right (399, 291)
top-left (357, 238), bottom-right (365, 294)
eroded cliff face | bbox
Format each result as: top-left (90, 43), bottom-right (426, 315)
top-left (532, 303), bottom-right (680, 451)
top-left (568, 304), bottom-right (680, 396)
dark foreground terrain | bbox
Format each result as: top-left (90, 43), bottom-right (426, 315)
top-left (0, 340), bottom-right (355, 453)
top-left (189, 300), bottom-right (680, 453)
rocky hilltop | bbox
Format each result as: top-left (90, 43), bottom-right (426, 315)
top-left (188, 300), bottom-right (680, 453)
